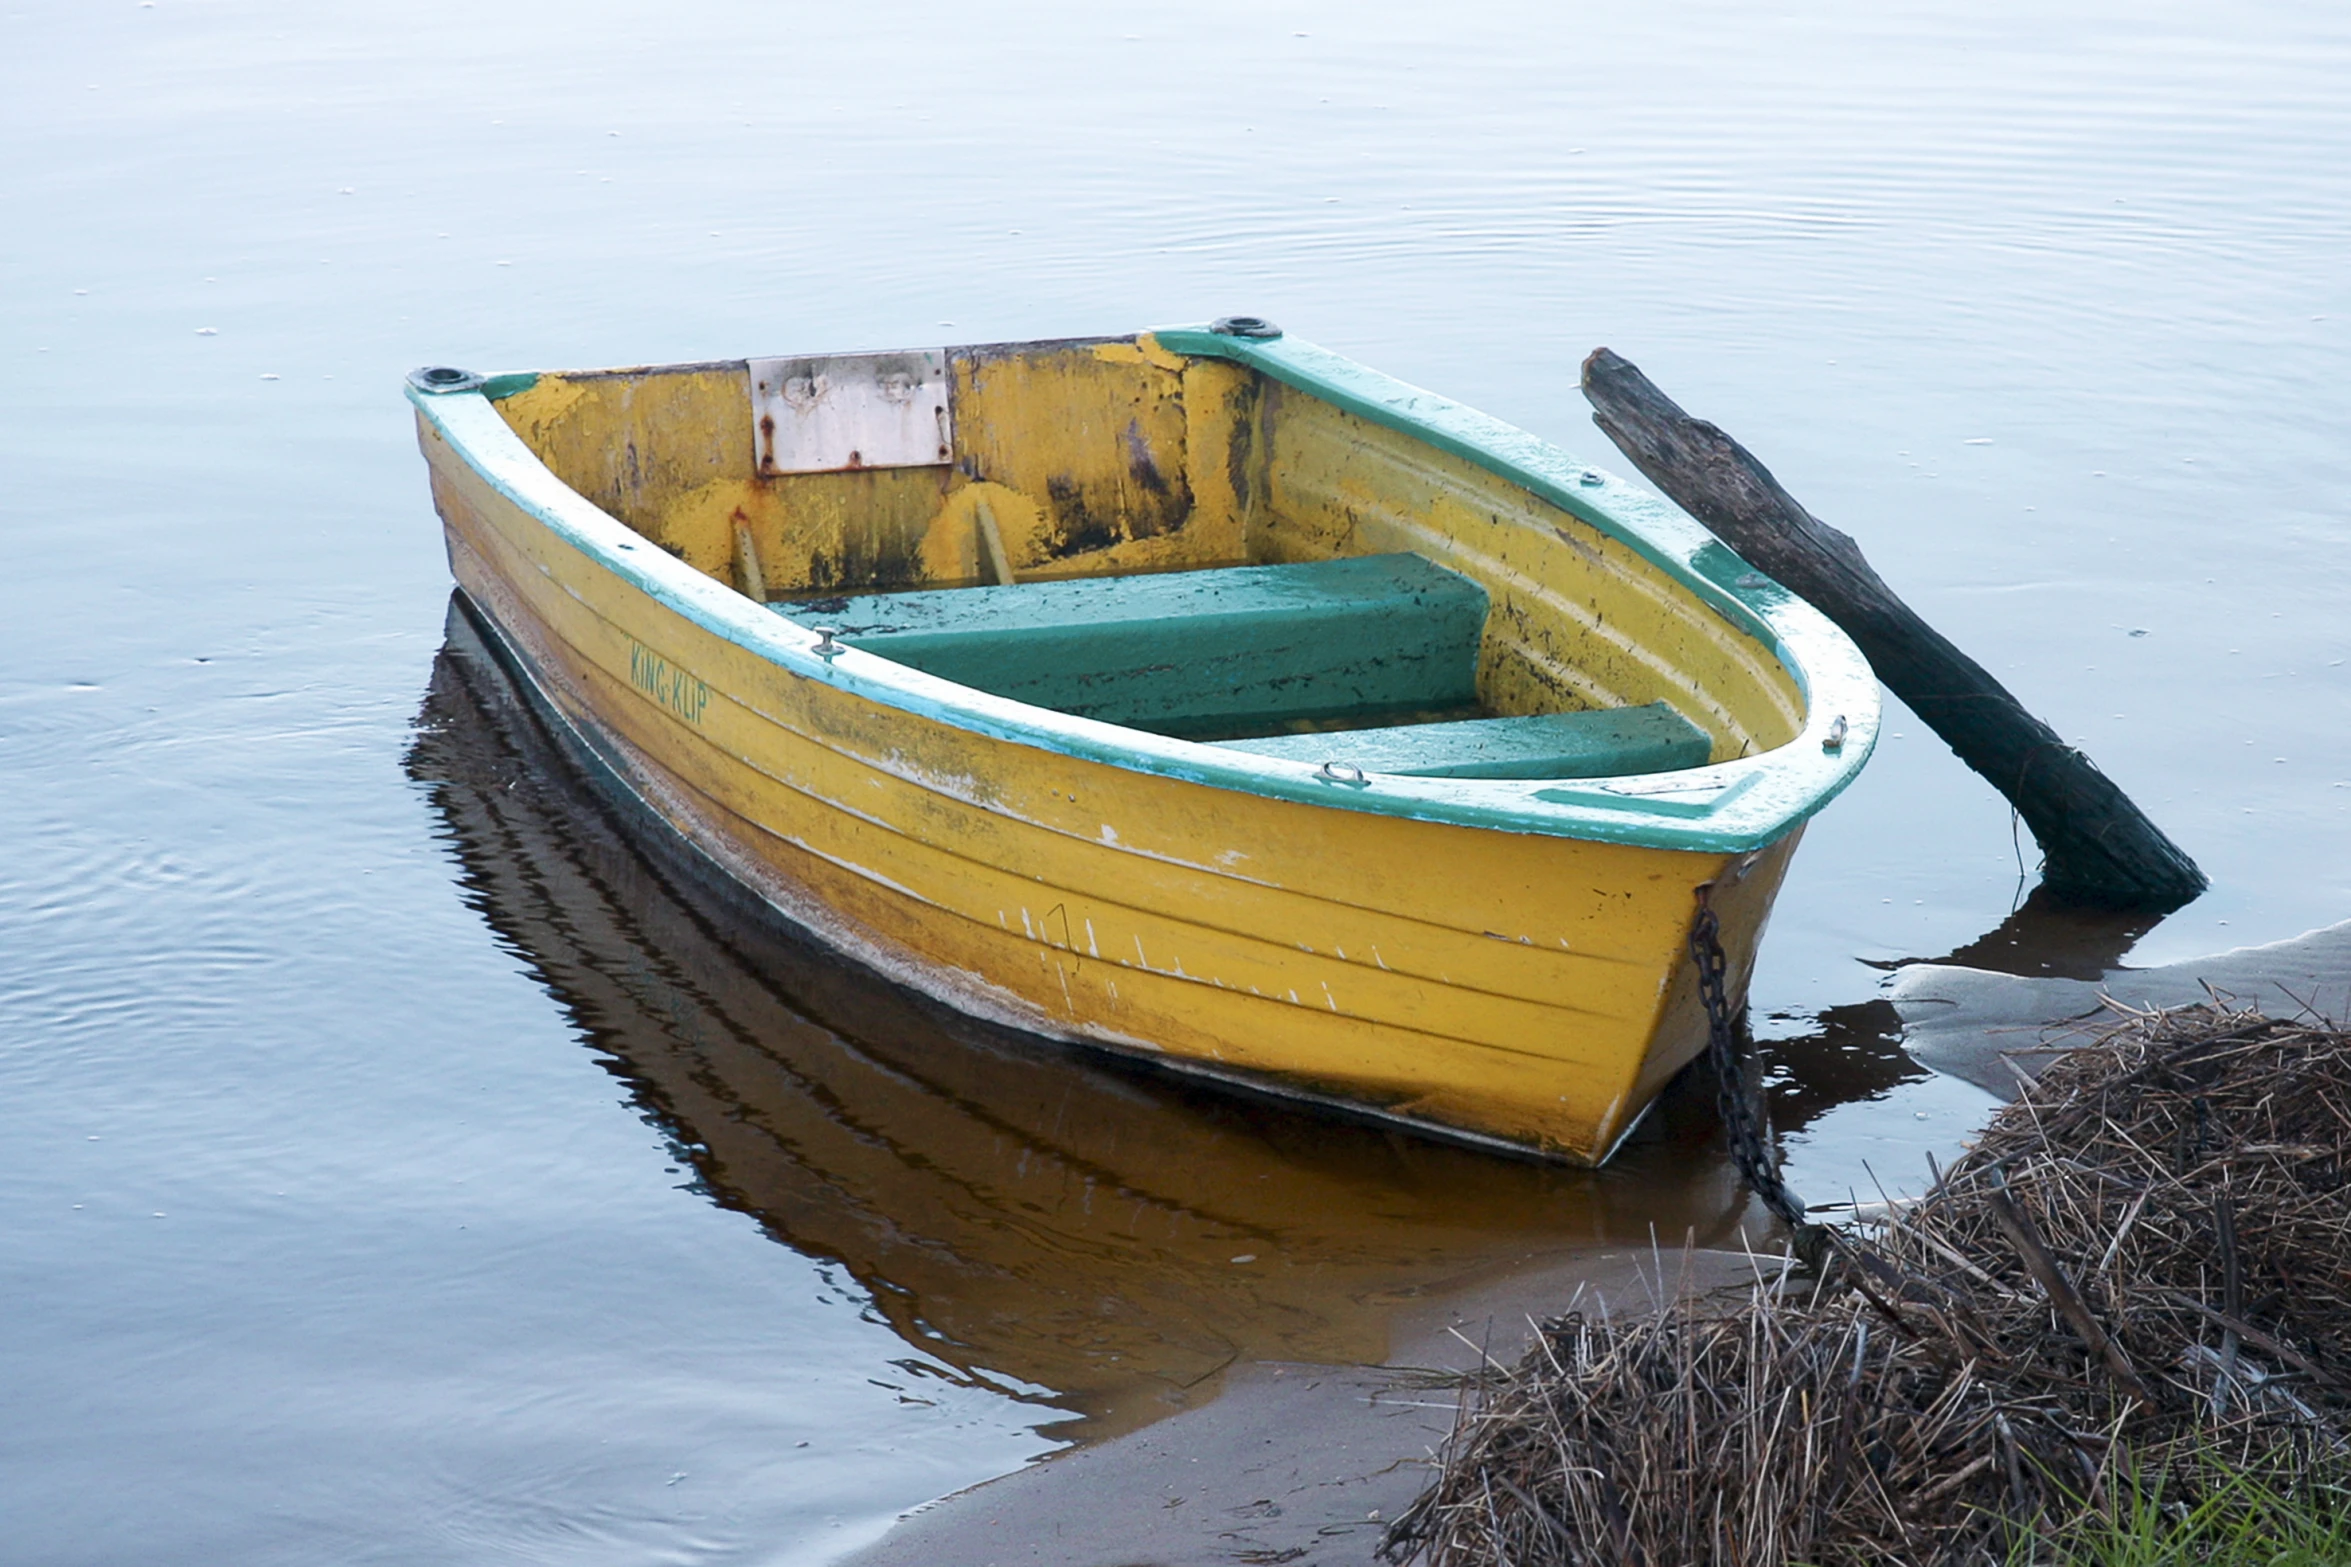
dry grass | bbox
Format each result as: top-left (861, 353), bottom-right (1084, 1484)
top-left (1380, 1004), bottom-right (2351, 1566)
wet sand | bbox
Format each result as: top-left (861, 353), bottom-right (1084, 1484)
top-left (849, 1249), bottom-right (1775, 1567)
top-left (1895, 920), bottom-right (2351, 1097)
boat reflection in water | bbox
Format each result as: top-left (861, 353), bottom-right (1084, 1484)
top-left (408, 598), bottom-right (1826, 1438)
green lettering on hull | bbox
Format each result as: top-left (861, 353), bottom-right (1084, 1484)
top-left (628, 638), bottom-right (711, 725)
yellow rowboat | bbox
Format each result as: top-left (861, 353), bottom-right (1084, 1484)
top-left (405, 321), bottom-right (1878, 1164)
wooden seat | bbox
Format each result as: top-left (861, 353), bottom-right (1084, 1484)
top-left (1209, 703), bottom-right (1713, 781)
top-left (772, 554), bottom-right (1489, 737)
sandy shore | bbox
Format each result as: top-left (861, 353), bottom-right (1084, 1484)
top-left (1894, 918), bottom-right (2351, 1095)
top-left (848, 1247), bottom-right (1776, 1567)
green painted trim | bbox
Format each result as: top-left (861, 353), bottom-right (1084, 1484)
top-left (481, 372), bottom-right (540, 401)
top-left (405, 334), bottom-right (1879, 854)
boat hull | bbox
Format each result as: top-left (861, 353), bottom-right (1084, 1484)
top-left (417, 417), bottom-right (1801, 1163)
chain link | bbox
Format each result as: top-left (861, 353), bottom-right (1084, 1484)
top-left (1690, 882), bottom-right (1819, 1245)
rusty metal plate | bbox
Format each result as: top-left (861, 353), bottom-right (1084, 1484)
top-left (748, 349), bottom-right (952, 474)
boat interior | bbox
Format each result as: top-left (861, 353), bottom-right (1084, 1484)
top-left (487, 334), bottom-right (1808, 781)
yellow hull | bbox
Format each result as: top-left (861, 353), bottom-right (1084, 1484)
top-left (407, 329), bottom-right (1875, 1162)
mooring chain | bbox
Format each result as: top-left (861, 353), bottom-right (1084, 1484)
top-left (1690, 883), bottom-right (1812, 1234)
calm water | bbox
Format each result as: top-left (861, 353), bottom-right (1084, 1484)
top-left (5, 0), bottom-right (2349, 1560)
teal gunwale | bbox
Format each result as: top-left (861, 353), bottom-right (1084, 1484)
top-left (405, 328), bottom-right (1878, 853)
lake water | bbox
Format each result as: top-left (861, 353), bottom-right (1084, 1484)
top-left (5, 0), bottom-right (2348, 1560)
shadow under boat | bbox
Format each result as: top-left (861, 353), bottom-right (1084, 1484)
top-left (405, 595), bottom-right (1785, 1439)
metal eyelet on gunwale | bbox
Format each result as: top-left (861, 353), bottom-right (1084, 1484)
top-left (407, 366), bottom-right (485, 394)
top-left (1210, 316), bottom-right (1283, 340)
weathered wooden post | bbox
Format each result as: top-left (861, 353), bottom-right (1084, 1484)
top-left (1581, 347), bottom-right (2205, 912)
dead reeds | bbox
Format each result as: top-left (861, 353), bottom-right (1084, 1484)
top-left (1381, 1004), bottom-right (2351, 1566)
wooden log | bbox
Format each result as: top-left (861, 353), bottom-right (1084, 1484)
top-left (1580, 347), bottom-right (2206, 911)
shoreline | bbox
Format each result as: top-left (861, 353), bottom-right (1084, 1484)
top-left (847, 1247), bottom-right (1779, 1567)
top-left (851, 927), bottom-right (2351, 1565)
top-left (1392, 1002), bottom-right (2351, 1565)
